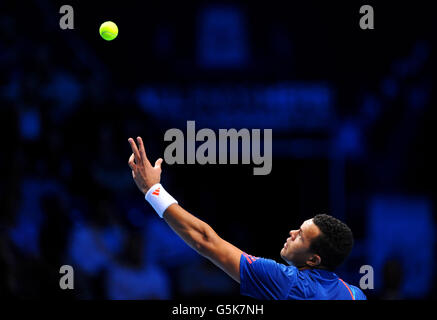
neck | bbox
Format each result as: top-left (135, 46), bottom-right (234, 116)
top-left (297, 264), bottom-right (328, 271)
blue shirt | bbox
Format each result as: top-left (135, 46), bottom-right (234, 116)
top-left (240, 253), bottom-right (366, 300)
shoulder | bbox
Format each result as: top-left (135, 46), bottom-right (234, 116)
top-left (239, 254), bottom-right (299, 299)
top-left (240, 255), bottom-right (301, 290)
top-left (242, 255), bottom-right (298, 276)
top-left (349, 285), bottom-right (367, 300)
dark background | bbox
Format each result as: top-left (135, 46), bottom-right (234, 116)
top-left (0, 0), bottom-right (436, 300)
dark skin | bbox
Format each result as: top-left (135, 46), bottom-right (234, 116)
top-left (128, 136), bottom-right (323, 283)
top-left (280, 219), bottom-right (323, 269)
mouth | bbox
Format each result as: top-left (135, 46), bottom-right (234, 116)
top-left (283, 237), bottom-right (291, 249)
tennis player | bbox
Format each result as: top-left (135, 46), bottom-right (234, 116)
top-left (128, 136), bottom-right (366, 300)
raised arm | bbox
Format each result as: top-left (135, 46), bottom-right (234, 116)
top-left (128, 137), bottom-right (243, 283)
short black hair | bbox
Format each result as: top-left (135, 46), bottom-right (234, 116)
top-left (310, 214), bottom-right (354, 271)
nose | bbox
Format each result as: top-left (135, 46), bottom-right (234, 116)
top-left (289, 230), bottom-right (297, 240)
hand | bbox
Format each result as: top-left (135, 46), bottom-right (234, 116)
top-left (128, 136), bottom-right (163, 195)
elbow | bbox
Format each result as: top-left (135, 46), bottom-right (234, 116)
top-left (194, 226), bottom-right (218, 257)
top-left (194, 241), bottom-right (206, 255)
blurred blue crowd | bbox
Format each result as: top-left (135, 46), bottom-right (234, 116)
top-left (0, 1), bottom-right (436, 299)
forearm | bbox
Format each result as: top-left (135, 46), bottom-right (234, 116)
top-left (128, 137), bottom-right (242, 283)
top-left (163, 204), bottom-right (219, 256)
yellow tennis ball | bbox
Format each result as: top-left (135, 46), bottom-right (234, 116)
top-left (99, 21), bottom-right (118, 41)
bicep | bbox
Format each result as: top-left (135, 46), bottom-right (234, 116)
top-left (201, 234), bottom-right (243, 284)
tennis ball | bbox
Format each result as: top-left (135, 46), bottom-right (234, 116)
top-left (99, 21), bottom-right (118, 41)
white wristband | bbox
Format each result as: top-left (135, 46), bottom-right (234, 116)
top-left (145, 183), bottom-right (178, 218)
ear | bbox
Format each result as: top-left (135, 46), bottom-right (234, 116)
top-left (306, 254), bottom-right (322, 267)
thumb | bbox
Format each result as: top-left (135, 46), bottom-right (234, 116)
top-left (154, 158), bottom-right (163, 169)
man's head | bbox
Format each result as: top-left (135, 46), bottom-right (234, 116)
top-left (280, 214), bottom-right (354, 271)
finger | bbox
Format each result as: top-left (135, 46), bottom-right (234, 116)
top-left (136, 136), bottom-right (151, 166)
top-left (128, 153), bottom-right (136, 170)
top-left (128, 138), bottom-right (141, 163)
top-left (154, 158), bottom-right (163, 169)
